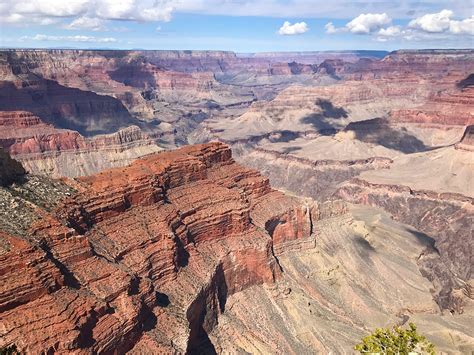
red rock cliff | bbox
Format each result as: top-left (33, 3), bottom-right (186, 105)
top-left (0, 142), bottom-right (314, 353)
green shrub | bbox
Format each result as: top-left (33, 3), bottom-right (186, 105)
top-left (354, 322), bottom-right (435, 354)
top-left (0, 344), bottom-right (20, 355)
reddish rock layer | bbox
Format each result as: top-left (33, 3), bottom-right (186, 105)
top-left (390, 86), bottom-right (474, 126)
top-left (0, 111), bottom-right (154, 154)
top-left (0, 142), bottom-right (314, 353)
top-left (1, 49), bottom-right (473, 179)
top-left (0, 110), bottom-right (164, 177)
top-left (340, 50), bottom-right (474, 83)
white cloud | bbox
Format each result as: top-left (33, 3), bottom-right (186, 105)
top-left (17, 0), bottom-right (90, 17)
top-left (378, 25), bottom-right (402, 37)
top-left (22, 34), bottom-right (117, 43)
top-left (65, 16), bottom-right (105, 31)
top-left (0, 12), bottom-right (60, 25)
top-left (171, 0), bottom-right (469, 20)
top-left (408, 10), bottom-right (474, 36)
top-left (0, 0), bottom-right (472, 27)
top-left (346, 13), bottom-right (391, 34)
top-left (326, 9), bottom-right (472, 42)
top-left (0, 0), bottom-right (175, 27)
top-left (1, 13), bottom-right (27, 24)
top-left (94, 0), bottom-right (173, 22)
top-left (278, 21), bottom-right (309, 35)
top-left (324, 22), bottom-right (341, 34)
top-left (449, 16), bottom-right (474, 35)
top-left (325, 13), bottom-right (391, 35)
top-left (408, 9), bottom-right (453, 33)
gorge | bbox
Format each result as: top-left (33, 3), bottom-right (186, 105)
top-left (0, 48), bottom-right (473, 353)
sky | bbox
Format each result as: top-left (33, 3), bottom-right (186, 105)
top-left (0, 0), bottom-right (472, 52)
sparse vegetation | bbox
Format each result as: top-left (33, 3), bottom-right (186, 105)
top-left (354, 322), bottom-right (435, 354)
top-left (0, 344), bottom-right (20, 355)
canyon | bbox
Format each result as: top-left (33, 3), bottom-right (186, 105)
top-left (0, 49), bottom-right (473, 353)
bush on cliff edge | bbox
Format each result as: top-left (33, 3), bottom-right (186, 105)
top-left (354, 322), bottom-right (435, 354)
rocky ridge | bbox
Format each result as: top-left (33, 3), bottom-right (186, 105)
top-left (0, 142), bottom-right (317, 353)
top-left (192, 53), bottom-right (474, 317)
top-left (0, 111), bottom-right (163, 177)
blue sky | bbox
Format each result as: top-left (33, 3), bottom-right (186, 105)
top-left (0, 1), bottom-right (472, 52)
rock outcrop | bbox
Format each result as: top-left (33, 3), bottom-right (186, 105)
top-left (0, 111), bottom-right (163, 177)
top-left (189, 51), bottom-right (474, 321)
top-left (335, 130), bottom-right (473, 313)
top-left (208, 203), bottom-right (474, 353)
top-left (0, 148), bottom-right (25, 186)
top-left (456, 125), bottom-right (474, 151)
top-left (0, 49), bottom-right (348, 177)
top-left (0, 142), bottom-right (315, 353)
top-left (389, 76), bottom-right (474, 127)
top-left (1, 49), bottom-right (473, 353)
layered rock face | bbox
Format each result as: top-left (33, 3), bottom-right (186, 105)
top-left (193, 52), bottom-right (473, 201)
top-left (337, 176), bottom-right (473, 312)
top-left (0, 142), bottom-right (316, 353)
top-left (1, 144), bottom-right (472, 353)
top-left (209, 204), bottom-right (473, 353)
top-left (389, 82), bottom-right (474, 127)
top-left (0, 76), bottom-right (136, 136)
top-left (0, 49), bottom-right (355, 176)
top-left (457, 124), bottom-right (474, 151)
top-left (191, 51), bottom-right (474, 318)
top-left (2, 49), bottom-right (472, 180)
top-left (331, 79), bottom-right (474, 313)
top-left (0, 111), bottom-right (163, 177)
top-left (340, 49), bottom-right (474, 82)
top-left (1, 48), bottom-right (473, 352)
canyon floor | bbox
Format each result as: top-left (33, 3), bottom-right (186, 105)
top-left (0, 49), bottom-right (473, 353)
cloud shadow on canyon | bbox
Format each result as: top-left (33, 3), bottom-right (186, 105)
top-left (405, 228), bottom-right (439, 253)
top-left (345, 118), bottom-right (429, 154)
top-left (300, 99), bottom-right (348, 135)
top-left (354, 235), bottom-right (376, 263)
top-left (457, 73), bottom-right (474, 90)
top-left (0, 79), bottom-right (139, 136)
top-left (299, 100), bottom-right (430, 154)
top-left (280, 146), bottom-right (302, 154)
top-left (109, 64), bottom-right (157, 89)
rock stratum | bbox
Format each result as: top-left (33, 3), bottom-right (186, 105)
top-left (190, 49), bottom-right (473, 333)
top-left (0, 142), bottom-right (317, 353)
top-left (0, 49), bottom-right (396, 178)
top-left (1, 143), bottom-right (473, 353)
top-left (0, 49), bottom-right (473, 353)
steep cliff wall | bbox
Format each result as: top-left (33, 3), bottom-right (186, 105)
top-left (0, 142), bottom-right (315, 353)
top-left (0, 111), bottom-right (164, 177)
